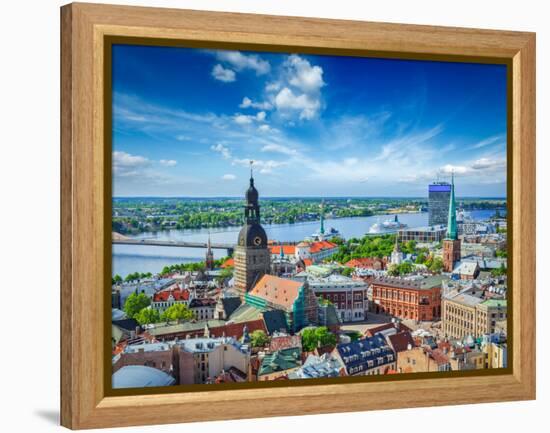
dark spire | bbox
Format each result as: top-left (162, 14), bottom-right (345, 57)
top-left (244, 161), bottom-right (260, 223)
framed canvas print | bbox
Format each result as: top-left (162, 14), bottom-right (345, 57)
top-left (60, 2), bottom-right (536, 429)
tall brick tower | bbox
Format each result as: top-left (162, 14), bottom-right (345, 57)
top-left (442, 173), bottom-right (461, 272)
top-left (233, 163), bottom-right (271, 299)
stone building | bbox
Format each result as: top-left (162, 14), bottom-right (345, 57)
top-left (442, 293), bottom-right (507, 339)
top-left (234, 169), bottom-right (271, 299)
top-left (370, 275), bottom-right (445, 321)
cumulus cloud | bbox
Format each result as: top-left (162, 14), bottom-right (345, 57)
top-left (233, 111), bottom-right (267, 125)
top-left (113, 151), bottom-right (150, 177)
top-left (210, 143), bottom-right (232, 159)
top-left (274, 87), bottom-right (321, 120)
top-left (239, 96), bottom-right (273, 110)
top-left (267, 55), bottom-right (325, 120)
top-left (221, 174), bottom-right (236, 180)
top-left (215, 51), bottom-right (270, 75)
top-left (211, 64), bottom-right (236, 82)
top-left (286, 54), bottom-right (325, 93)
top-left (159, 159), bottom-right (177, 167)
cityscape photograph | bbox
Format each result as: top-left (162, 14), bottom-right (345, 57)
top-left (110, 44), bottom-right (508, 389)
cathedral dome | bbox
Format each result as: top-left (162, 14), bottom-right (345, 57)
top-left (238, 223), bottom-right (267, 247)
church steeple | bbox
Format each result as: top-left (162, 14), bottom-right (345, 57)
top-left (245, 161), bottom-right (260, 224)
top-left (446, 172), bottom-right (458, 240)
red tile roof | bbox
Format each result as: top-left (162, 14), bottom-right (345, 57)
top-left (270, 245), bottom-right (296, 255)
top-left (152, 286), bottom-right (190, 302)
top-left (302, 258), bottom-right (313, 267)
top-left (388, 331), bottom-right (415, 353)
top-left (345, 257), bottom-right (386, 269)
top-left (269, 335), bottom-right (302, 352)
top-left (365, 322), bottom-right (412, 337)
top-left (310, 240), bottom-right (338, 253)
top-left (221, 258), bottom-right (234, 268)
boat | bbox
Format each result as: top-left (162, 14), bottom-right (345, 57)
top-left (368, 215), bottom-right (407, 234)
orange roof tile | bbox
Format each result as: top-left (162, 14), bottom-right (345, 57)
top-left (249, 275), bottom-right (304, 310)
top-left (153, 286), bottom-right (190, 302)
top-left (310, 240), bottom-right (338, 253)
top-left (270, 245), bottom-right (297, 255)
top-left (221, 258), bottom-right (234, 268)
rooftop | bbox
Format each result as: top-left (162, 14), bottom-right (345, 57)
top-left (372, 275), bottom-right (446, 290)
top-left (112, 365), bottom-right (176, 389)
top-left (249, 275), bottom-right (304, 311)
top-left (259, 347), bottom-right (301, 376)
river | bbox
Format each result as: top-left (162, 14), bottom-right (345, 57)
top-left (112, 210), bottom-right (499, 277)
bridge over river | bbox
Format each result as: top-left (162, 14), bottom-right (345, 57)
top-left (112, 238), bottom-right (235, 256)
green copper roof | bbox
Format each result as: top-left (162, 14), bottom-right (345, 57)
top-left (259, 347), bottom-right (301, 376)
top-left (446, 173), bottom-right (458, 240)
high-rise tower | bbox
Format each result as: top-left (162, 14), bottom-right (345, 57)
top-left (428, 181), bottom-right (452, 226)
top-left (442, 174), bottom-right (461, 272)
top-left (233, 163), bottom-right (271, 299)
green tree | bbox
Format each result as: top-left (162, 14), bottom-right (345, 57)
top-left (135, 307), bottom-right (160, 325)
top-left (112, 274), bottom-right (123, 285)
top-left (123, 292), bottom-right (151, 319)
top-left (216, 267), bottom-right (234, 285)
top-left (250, 330), bottom-right (269, 348)
top-left (428, 257), bottom-right (444, 273)
top-left (301, 326), bottom-right (337, 352)
top-left (161, 303), bottom-right (194, 322)
top-left (491, 263), bottom-right (507, 277)
top-left (341, 267), bottom-right (353, 277)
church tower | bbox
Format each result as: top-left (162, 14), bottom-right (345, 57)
top-left (442, 174), bottom-right (461, 272)
top-left (234, 163), bottom-right (271, 299)
top-left (205, 234), bottom-right (214, 270)
top-left (391, 235), bottom-right (403, 265)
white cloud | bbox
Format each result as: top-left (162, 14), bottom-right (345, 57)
top-left (261, 143), bottom-right (297, 156)
top-left (232, 158), bottom-right (286, 174)
top-left (210, 143), bottom-right (232, 159)
top-left (211, 64), bottom-right (236, 82)
top-left (234, 114), bottom-right (254, 125)
top-left (471, 157), bottom-right (506, 170)
top-left (175, 135), bottom-right (191, 141)
top-left (470, 134), bottom-right (506, 149)
top-left (221, 174), bottom-right (236, 181)
top-left (233, 111), bottom-right (267, 125)
top-left (286, 54), bottom-right (325, 93)
top-left (239, 96), bottom-right (272, 110)
top-left (113, 151), bottom-right (151, 177)
top-left (258, 124), bottom-right (277, 133)
top-left (159, 159), bottom-right (177, 167)
top-left (265, 82), bottom-right (281, 92)
top-left (274, 87), bottom-right (321, 120)
top-left (215, 51), bottom-right (270, 75)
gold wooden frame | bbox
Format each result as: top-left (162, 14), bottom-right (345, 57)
top-left (61, 2), bottom-right (536, 429)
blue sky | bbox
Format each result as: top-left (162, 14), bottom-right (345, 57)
top-left (112, 44), bottom-right (507, 198)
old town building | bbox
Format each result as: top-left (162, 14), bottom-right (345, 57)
top-left (370, 276), bottom-right (445, 321)
top-left (442, 293), bottom-right (507, 340)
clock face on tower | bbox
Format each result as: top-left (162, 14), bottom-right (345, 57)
top-left (253, 236), bottom-right (262, 246)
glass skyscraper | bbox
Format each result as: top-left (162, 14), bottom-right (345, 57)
top-left (428, 182), bottom-right (451, 226)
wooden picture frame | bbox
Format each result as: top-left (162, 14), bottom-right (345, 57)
top-left (60, 2), bottom-right (536, 429)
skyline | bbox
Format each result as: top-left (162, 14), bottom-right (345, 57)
top-left (112, 45), bottom-right (507, 198)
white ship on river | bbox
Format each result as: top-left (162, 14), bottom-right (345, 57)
top-left (368, 215), bottom-right (408, 234)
